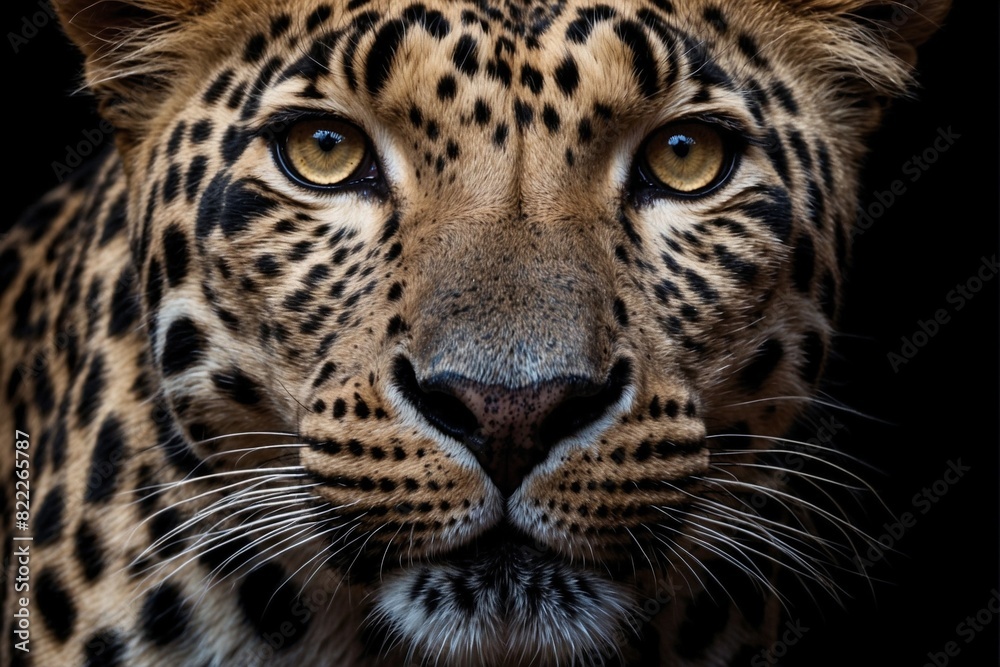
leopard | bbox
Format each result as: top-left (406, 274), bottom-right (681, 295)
top-left (0, 0), bottom-right (950, 665)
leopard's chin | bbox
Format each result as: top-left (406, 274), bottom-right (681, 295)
top-left (369, 526), bottom-right (637, 667)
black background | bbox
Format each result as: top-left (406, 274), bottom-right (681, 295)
top-left (3, 1), bottom-right (997, 665)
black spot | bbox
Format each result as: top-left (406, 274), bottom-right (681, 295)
top-left (196, 172), bottom-right (228, 239)
top-left (238, 563), bottom-right (308, 648)
top-left (162, 164), bottom-right (182, 203)
top-left (141, 583), bottom-right (191, 646)
top-left (162, 317), bottom-right (205, 376)
top-left (426, 120), bottom-right (440, 140)
top-left (615, 20), bottom-right (658, 97)
top-left (333, 398), bottom-right (347, 418)
top-left (618, 210), bottom-right (643, 247)
top-left (452, 34), bottom-right (480, 76)
top-left (806, 179), bottom-right (825, 228)
top-left (713, 244), bottom-right (758, 283)
top-left (792, 233), bottom-right (816, 292)
top-left (789, 130), bottom-right (812, 171)
top-left (566, 5), bottom-right (617, 43)
top-left (366, 19), bottom-right (407, 96)
top-left (800, 330), bottom-right (826, 385)
top-left (155, 226), bottom-right (188, 290)
top-left (513, 100), bottom-right (534, 129)
top-left (77, 354), bottom-right (106, 428)
top-left (75, 520), bottom-right (106, 581)
top-left (85, 415), bottom-right (128, 503)
top-left (446, 140), bottom-right (460, 159)
top-left (817, 140), bottom-right (834, 189)
top-left (34, 485), bottom-right (65, 546)
top-left (703, 6), bottom-right (727, 32)
top-left (578, 118), bottom-right (593, 143)
top-left (355, 398), bottom-right (371, 418)
top-left (99, 194), bottom-right (127, 246)
top-left (684, 269), bottom-right (719, 302)
top-left (408, 105), bottom-right (423, 128)
top-left (36, 569), bottom-right (76, 641)
top-left (436, 74), bottom-right (457, 100)
top-left (542, 105), bottom-right (561, 133)
top-left (146, 258), bottom-right (164, 318)
top-left (740, 339), bottom-right (784, 392)
top-left (402, 4), bottom-right (451, 39)
top-left (613, 298), bottom-right (629, 327)
top-left (203, 69), bottom-right (235, 105)
top-left (764, 128), bottom-right (790, 184)
top-left (244, 33), bottom-right (267, 62)
top-left (211, 369), bottom-right (262, 405)
top-left (150, 506), bottom-right (183, 557)
top-left (108, 268), bottom-right (140, 338)
top-left (83, 628), bottom-right (126, 667)
top-left (485, 57), bottom-right (512, 86)
top-left (520, 64), bottom-right (544, 94)
top-left (771, 80), bottom-right (799, 115)
top-left (554, 56), bottom-right (579, 95)
top-left (220, 179), bottom-right (279, 236)
top-left (184, 155), bottom-right (208, 202)
top-left (493, 123), bottom-right (509, 147)
top-left (473, 99), bottom-right (491, 125)
top-left (270, 13), bottom-right (292, 38)
top-left (387, 282), bottom-right (403, 301)
top-left (166, 122), bottom-right (186, 156)
top-left (33, 365), bottom-right (55, 418)
top-left (306, 5), bottom-right (332, 32)
top-left (740, 187), bottom-right (793, 242)
top-left (737, 33), bottom-right (769, 68)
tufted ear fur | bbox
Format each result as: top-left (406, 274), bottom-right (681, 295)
top-left (789, 0), bottom-right (951, 66)
top-left (52, 0), bottom-right (222, 142)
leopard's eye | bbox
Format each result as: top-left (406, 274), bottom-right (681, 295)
top-left (276, 118), bottom-right (375, 188)
top-left (639, 122), bottom-right (735, 197)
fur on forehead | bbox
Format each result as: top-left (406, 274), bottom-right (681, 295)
top-left (52, 0), bottom-right (949, 139)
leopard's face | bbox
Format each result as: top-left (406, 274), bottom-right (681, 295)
top-left (55, 0), bottom-right (946, 663)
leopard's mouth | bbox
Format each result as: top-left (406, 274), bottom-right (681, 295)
top-left (367, 522), bottom-right (639, 666)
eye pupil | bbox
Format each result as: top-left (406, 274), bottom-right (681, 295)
top-left (315, 130), bottom-right (340, 152)
top-left (669, 135), bottom-right (693, 158)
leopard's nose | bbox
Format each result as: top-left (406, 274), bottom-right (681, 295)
top-left (393, 356), bottom-right (631, 496)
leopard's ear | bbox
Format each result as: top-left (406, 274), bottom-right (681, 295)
top-left (788, 0), bottom-right (951, 66)
top-left (51, 0), bottom-right (220, 137)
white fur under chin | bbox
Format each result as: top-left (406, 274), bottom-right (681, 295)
top-left (370, 548), bottom-right (636, 667)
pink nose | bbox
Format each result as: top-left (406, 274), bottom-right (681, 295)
top-left (394, 357), bottom-right (632, 496)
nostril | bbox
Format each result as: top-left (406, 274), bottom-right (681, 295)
top-left (394, 354), bottom-right (632, 496)
top-left (392, 356), bottom-right (481, 443)
top-left (538, 358), bottom-right (632, 447)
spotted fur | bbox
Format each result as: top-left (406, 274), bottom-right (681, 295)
top-left (1, 1), bottom-right (948, 665)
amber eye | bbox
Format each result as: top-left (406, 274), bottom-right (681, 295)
top-left (276, 119), bottom-right (374, 188)
top-left (640, 122), bottom-right (734, 196)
